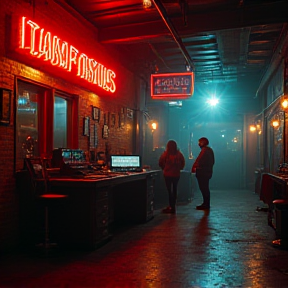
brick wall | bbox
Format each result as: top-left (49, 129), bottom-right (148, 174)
top-left (0, 0), bottom-right (142, 251)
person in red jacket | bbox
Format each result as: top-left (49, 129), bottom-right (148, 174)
top-left (192, 137), bottom-right (215, 210)
top-left (159, 140), bottom-right (185, 214)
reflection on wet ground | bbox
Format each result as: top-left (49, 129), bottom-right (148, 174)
top-left (1, 189), bottom-right (288, 287)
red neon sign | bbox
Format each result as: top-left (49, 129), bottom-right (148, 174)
top-left (151, 72), bottom-right (194, 100)
top-left (19, 17), bottom-right (116, 93)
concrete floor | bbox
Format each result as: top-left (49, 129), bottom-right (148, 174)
top-left (1, 189), bottom-right (288, 288)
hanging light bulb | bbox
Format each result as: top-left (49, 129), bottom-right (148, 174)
top-left (143, 0), bottom-right (152, 9)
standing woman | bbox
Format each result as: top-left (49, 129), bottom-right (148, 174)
top-left (159, 140), bottom-right (185, 214)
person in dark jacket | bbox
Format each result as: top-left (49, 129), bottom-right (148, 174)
top-left (159, 140), bottom-right (185, 214)
top-left (192, 137), bottom-right (215, 210)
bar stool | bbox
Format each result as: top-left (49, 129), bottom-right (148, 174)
top-left (36, 193), bottom-right (68, 253)
top-left (38, 158), bottom-right (68, 254)
top-left (272, 199), bottom-right (288, 248)
top-left (23, 158), bottom-right (68, 254)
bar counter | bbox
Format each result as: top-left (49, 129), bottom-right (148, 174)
top-left (49, 170), bottom-right (159, 250)
top-left (17, 169), bottom-right (159, 250)
top-left (260, 172), bottom-right (288, 205)
top-left (260, 172), bottom-right (288, 232)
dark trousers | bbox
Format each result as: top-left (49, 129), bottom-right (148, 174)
top-left (196, 176), bottom-right (211, 207)
top-left (164, 176), bottom-right (180, 209)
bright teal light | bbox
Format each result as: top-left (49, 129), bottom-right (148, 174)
top-left (206, 97), bottom-right (219, 106)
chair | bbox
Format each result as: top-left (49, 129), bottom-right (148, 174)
top-left (24, 157), bottom-right (46, 195)
top-left (272, 199), bottom-right (288, 248)
top-left (24, 158), bottom-right (68, 253)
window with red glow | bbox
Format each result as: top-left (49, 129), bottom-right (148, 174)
top-left (15, 79), bottom-right (78, 170)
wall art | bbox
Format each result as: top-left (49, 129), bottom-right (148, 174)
top-left (92, 106), bottom-right (100, 122)
top-left (127, 108), bottom-right (133, 119)
top-left (83, 116), bottom-right (90, 136)
top-left (102, 124), bottom-right (109, 138)
top-left (110, 113), bottom-right (116, 127)
top-left (0, 88), bottom-right (11, 125)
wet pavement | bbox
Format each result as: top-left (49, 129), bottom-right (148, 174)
top-left (1, 189), bottom-right (288, 288)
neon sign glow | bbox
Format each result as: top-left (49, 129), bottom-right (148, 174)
top-left (19, 17), bottom-right (116, 93)
top-left (151, 72), bottom-right (194, 100)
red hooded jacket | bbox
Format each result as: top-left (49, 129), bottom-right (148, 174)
top-left (159, 150), bottom-right (185, 178)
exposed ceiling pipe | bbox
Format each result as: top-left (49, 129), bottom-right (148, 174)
top-left (151, 0), bottom-right (195, 71)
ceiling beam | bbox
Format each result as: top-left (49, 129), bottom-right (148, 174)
top-left (98, 1), bottom-right (288, 44)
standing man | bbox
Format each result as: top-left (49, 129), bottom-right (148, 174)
top-left (191, 137), bottom-right (215, 210)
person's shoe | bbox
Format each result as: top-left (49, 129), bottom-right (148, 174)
top-left (162, 206), bottom-right (172, 213)
top-left (170, 207), bottom-right (176, 214)
top-left (162, 206), bottom-right (176, 214)
top-left (196, 204), bottom-right (210, 210)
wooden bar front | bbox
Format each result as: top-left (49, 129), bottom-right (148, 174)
top-left (48, 171), bottom-right (158, 250)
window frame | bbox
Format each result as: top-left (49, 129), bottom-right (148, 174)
top-left (14, 77), bottom-right (79, 171)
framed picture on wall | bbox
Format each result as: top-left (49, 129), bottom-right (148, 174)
top-left (110, 113), bottom-right (116, 127)
top-left (92, 106), bottom-right (100, 122)
top-left (90, 124), bottom-right (98, 148)
top-left (94, 125), bottom-right (98, 147)
top-left (83, 117), bottom-right (90, 136)
top-left (119, 109), bottom-right (125, 128)
top-left (104, 112), bottom-right (108, 125)
top-left (127, 108), bottom-right (133, 119)
top-left (0, 88), bottom-right (11, 125)
top-left (102, 124), bottom-right (109, 138)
